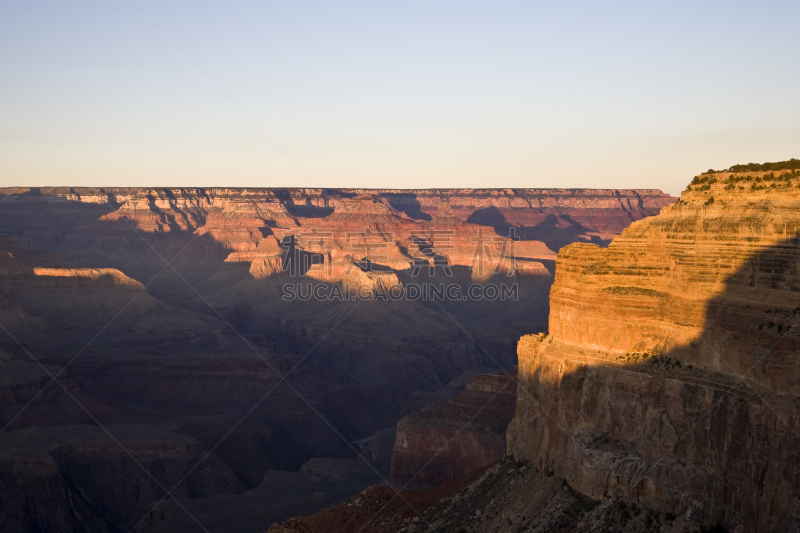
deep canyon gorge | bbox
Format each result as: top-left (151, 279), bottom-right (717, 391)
top-left (8, 174), bottom-right (800, 532)
top-left (4, 1), bottom-right (797, 530)
top-left (273, 165), bottom-right (800, 533)
top-left (0, 186), bottom-right (675, 532)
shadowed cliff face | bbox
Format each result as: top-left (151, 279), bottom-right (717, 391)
top-left (0, 186), bottom-right (673, 532)
top-left (509, 171), bottom-right (800, 532)
top-left (390, 370), bottom-right (517, 488)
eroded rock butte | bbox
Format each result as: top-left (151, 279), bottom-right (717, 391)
top-left (508, 170), bottom-right (800, 532)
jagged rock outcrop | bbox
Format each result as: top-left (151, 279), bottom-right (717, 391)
top-left (390, 370), bottom-right (517, 487)
top-left (509, 169), bottom-right (800, 532)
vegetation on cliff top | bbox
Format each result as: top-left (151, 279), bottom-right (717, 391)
top-left (704, 158), bottom-right (800, 174)
top-left (729, 158), bottom-right (800, 172)
top-left (685, 167), bottom-right (800, 194)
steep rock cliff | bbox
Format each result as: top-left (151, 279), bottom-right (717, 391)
top-left (509, 170), bottom-right (800, 532)
top-left (390, 371), bottom-right (517, 488)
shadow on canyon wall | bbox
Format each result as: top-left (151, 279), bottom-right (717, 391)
top-left (519, 212), bottom-right (607, 249)
top-left (0, 192), bottom-right (547, 532)
top-left (467, 208), bottom-right (608, 253)
top-left (466, 206), bottom-right (512, 236)
top-left (272, 188), bottom-right (363, 219)
top-left (385, 194), bottom-right (432, 221)
top-left (517, 235), bottom-right (800, 533)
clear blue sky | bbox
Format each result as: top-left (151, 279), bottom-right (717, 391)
top-left (1, 0), bottom-right (798, 195)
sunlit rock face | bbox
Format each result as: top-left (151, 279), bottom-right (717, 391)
top-left (509, 170), bottom-right (800, 532)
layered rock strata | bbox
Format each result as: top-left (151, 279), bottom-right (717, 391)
top-left (0, 186), bottom-right (674, 252)
top-left (390, 370), bottom-right (517, 487)
top-left (508, 169), bottom-right (800, 532)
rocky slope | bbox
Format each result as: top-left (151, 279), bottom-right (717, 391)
top-left (508, 169), bottom-right (800, 532)
top-left (268, 456), bottom-right (715, 533)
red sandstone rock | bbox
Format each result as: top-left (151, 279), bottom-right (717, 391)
top-left (510, 170), bottom-right (800, 532)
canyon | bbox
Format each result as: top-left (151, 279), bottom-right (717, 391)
top-left (0, 186), bottom-right (674, 532)
top-left (269, 165), bottom-right (800, 533)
